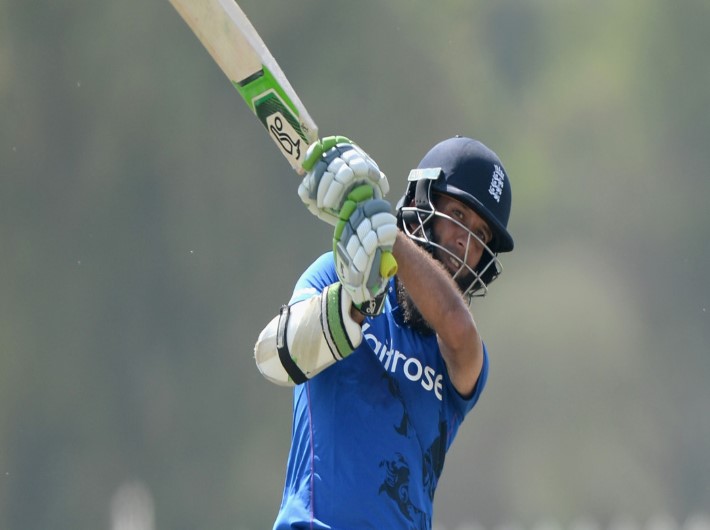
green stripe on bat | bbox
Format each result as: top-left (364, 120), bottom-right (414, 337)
top-left (232, 66), bottom-right (307, 142)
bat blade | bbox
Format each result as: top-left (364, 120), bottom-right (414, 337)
top-left (169, 0), bottom-right (319, 175)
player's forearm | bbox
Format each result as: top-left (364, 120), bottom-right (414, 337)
top-left (391, 233), bottom-right (480, 362)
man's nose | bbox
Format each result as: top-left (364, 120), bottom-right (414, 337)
top-left (453, 224), bottom-right (470, 251)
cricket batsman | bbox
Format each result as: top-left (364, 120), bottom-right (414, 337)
top-left (254, 135), bottom-right (514, 529)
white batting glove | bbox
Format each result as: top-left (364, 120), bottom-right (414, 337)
top-left (333, 188), bottom-right (398, 309)
top-left (298, 136), bottom-right (390, 226)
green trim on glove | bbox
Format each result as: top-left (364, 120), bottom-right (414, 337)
top-left (302, 135), bottom-right (352, 171)
top-left (323, 283), bottom-right (358, 358)
top-left (344, 184), bottom-right (375, 206)
top-left (333, 184), bottom-right (376, 255)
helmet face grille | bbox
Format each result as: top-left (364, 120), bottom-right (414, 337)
top-left (400, 199), bottom-right (503, 300)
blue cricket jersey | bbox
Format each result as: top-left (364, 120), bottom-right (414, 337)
top-left (273, 252), bottom-right (489, 530)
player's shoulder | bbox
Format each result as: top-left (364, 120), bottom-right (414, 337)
top-left (290, 252), bottom-right (337, 304)
top-left (312, 251), bottom-right (335, 269)
top-left (306, 252), bottom-right (336, 279)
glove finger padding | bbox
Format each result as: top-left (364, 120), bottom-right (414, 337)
top-left (334, 196), bottom-right (398, 306)
top-left (298, 136), bottom-right (390, 226)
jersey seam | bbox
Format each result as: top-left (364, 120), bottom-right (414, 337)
top-left (306, 380), bottom-right (316, 529)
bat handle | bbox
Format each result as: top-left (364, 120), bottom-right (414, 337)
top-left (380, 251), bottom-right (398, 279)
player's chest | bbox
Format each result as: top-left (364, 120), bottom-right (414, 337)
top-left (357, 321), bottom-right (447, 410)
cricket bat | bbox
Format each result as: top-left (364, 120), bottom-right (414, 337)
top-left (169, 0), bottom-right (318, 175)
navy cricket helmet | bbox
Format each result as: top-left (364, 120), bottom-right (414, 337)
top-left (397, 136), bottom-right (514, 297)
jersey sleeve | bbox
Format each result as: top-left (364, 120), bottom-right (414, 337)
top-left (445, 341), bottom-right (490, 417)
top-left (288, 252), bottom-right (339, 305)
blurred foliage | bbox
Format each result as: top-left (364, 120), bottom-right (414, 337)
top-left (1, 0), bottom-right (708, 529)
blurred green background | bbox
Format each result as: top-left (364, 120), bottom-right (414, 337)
top-left (1, 0), bottom-right (709, 529)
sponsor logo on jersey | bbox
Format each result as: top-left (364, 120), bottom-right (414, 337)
top-left (362, 323), bottom-right (444, 401)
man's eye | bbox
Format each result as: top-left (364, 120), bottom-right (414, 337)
top-left (474, 228), bottom-right (490, 243)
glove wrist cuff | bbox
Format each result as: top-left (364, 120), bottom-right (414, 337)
top-left (322, 283), bottom-right (363, 359)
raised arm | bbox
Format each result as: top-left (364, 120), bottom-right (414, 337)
top-left (391, 232), bottom-right (483, 398)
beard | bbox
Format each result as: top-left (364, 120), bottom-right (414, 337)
top-left (395, 278), bottom-right (436, 336)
